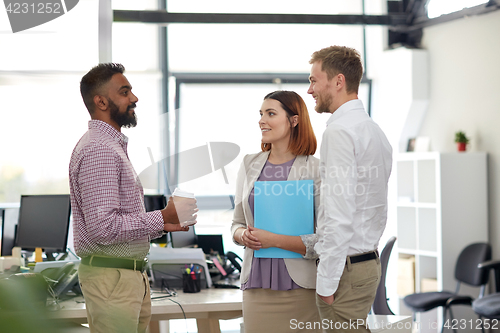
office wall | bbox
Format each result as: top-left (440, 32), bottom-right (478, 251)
top-left (419, 10), bottom-right (500, 256)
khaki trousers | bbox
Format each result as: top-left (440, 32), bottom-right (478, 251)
top-left (316, 257), bottom-right (381, 333)
top-left (243, 287), bottom-right (322, 333)
top-left (78, 263), bottom-right (151, 333)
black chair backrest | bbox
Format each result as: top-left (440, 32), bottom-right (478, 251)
top-left (372, 236), bottom-right (397, 315)
top-left (455, 242), bottom-right (491, 286)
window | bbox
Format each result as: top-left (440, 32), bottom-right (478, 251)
top-left (0, 0), bottom-right (99, 202)
top-left (167, 0), bottom-right (363, 14)
top-left (172, 78), bottom-right (369, 276)
top-left (168, 24), bottom-right (364, 73)
top-left (426, 0), bottom-right (488, 18)
top-left (174, 81), bottom-right (370, 196)
top-left (0, 0), bottom-right (162, 202)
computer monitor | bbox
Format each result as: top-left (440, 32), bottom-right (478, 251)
top-left (144, 195), bottom-right (167, 244)
top-left (1, 208), bottom-right (19, 256)
top-left (15, 195), bottom-right (71, 253)
top-left (170, 226), bottom-right (197, 248)
top-left (144, 194), bottom-right (166, 211)
top-left (197, 234), bottom-right (225, 256)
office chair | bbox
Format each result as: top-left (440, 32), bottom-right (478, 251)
top-left (226, 251), bottom-right (242, 273)
top-left (472, 259), bottom-right (500, 332)
top-left (371, 236), bottom-right (397, 315)
top-left (404, 242), bottom-right (491, 333)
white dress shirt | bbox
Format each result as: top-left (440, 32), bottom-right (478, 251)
top-left (314, 99), bottom-right (393, 297)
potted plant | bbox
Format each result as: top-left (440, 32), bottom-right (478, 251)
top-left (455, 131), bottom-right (469, 152)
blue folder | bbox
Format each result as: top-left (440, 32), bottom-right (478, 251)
top-left (254, 180), bottom-right (314, 258)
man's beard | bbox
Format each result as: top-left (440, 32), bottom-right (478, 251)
top-left (109, 99), bottom-right (137, 128)
top-left (315, 91), bottom-right (333, 114)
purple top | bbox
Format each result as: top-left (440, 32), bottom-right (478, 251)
top-left (241, 158), bottom-right (302, 291)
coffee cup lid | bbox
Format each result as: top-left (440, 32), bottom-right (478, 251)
top-left (181, 220), bottom-right (197, 227)
top-left (172, 187), bottom-right (195, 199)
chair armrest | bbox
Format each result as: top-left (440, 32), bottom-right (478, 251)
top-left (478, 260), bottom-right (500, 271)
top-left (446, 296), bottom-right (473, 307)
top-left (478, 260), bottom-right (500, 293)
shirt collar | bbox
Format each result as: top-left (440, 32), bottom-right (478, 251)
top-left (326, 99), bottom-right (364, 126)
top-left (88, 120), bottom-right (129, 146)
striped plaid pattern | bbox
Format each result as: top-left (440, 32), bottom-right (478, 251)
top-left (69, 120), bottom-right (163, 260)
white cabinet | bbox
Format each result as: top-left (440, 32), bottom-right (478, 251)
top-left (395, 152), bottom-right (488, 332)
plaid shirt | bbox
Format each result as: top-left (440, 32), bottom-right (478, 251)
top-left (69, 120), bottom-right (164, 260)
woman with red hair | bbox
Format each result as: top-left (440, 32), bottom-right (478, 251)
top-left (231, 90), bottom-right (321, 332)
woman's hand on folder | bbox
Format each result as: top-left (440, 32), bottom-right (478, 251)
top-left (239, 226), bottom-right (262, 250)
top-left (249, 226), bottom-right (307, 255)
top-left (248, 226), bottom-right (275, 249)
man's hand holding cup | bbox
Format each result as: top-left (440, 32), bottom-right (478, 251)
top-left (161, 188), bottom-right (198, 232)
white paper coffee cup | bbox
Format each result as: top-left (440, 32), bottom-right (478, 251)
top-left (172, 188), bottom-right (195, 199)
top-left (172, 188), bottom-right (197, 227)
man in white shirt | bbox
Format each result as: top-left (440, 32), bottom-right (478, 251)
top-left (308, 46), bottom-right (392, 332)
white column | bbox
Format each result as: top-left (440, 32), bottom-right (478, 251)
top-left (98, 0), bottom-right (112, 63)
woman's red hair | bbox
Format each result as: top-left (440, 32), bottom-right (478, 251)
top-left (260, 90), bottom-right (317, 156)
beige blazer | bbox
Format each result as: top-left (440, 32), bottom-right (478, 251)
top-left (230, 151), bottom-right (321, 289)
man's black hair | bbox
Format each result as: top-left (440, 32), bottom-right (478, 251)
top-left (80, 63), bottom-right (125, 114)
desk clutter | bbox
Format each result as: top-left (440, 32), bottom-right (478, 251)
top-left (0, 195), bottom-right (242, 296)
top-left (0, 249), bottom-right (241, 310)
top-left (182, 266), bottom-right (201, 293)
top-left (148, 247), bottom-right (242, 293)
top-left (0, 240), bottom-right (241, 304)
top-left (0, 250), bottom-right (240, 333)
top-left (1, 196), bottom-right (242, 326)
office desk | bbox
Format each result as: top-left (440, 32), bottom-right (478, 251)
top-left (149, 289), bottom-right (242, 333)
top-left (52, 288), bottom-right (411, 333)
top-left (52, 288), bottom-right (242, 333)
